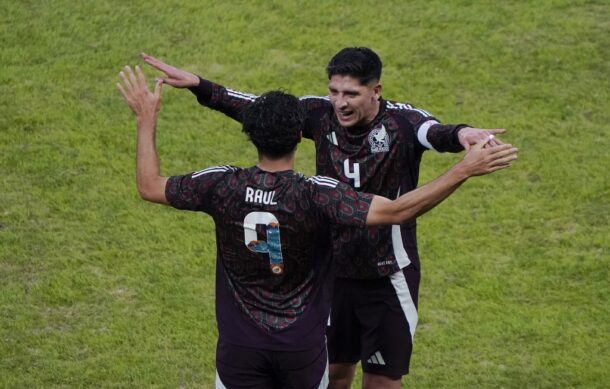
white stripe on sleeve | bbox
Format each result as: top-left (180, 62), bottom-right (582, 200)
top-left (300, 95), bottom-right (329, 101)
top-left (416, 119), bottom-right (440, 151)
top-left (192, 165), bottom-right (235, 178)
top-left (307, 176), bottom-right (339, 188)
top-left (227, 89), bottom-right (257, 101)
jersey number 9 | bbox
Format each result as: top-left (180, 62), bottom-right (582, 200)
top-left (243, 212), bottom-right (284, 275)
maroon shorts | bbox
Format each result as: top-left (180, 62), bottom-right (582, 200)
top-left (215, 339), bottom-right (328, 388)
top-left (327, 265), bottom-right (420, 379)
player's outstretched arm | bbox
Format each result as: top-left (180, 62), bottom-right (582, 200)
top-left (366, 136), bottom-right (518, 225)
top-left (142, 52), bottom-right (258, 123)
top-left (141, 53), bottom-right (200, 88)
top-left (116, 65), bottom-right (169, 204)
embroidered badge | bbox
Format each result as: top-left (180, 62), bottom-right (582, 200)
top-left (368, 125), bottom-right (389, 153)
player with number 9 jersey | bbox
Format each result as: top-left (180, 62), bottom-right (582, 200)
top-left (166, 165), bottom-right (372, 350)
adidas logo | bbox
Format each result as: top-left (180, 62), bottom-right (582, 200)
top-left (366, 351), bottom-right (386, 366)
top-left (326, 131), bottom-right (338, 146)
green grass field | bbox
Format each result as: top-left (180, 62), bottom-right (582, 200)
top-left (1, 0), bottom-right (608, 387)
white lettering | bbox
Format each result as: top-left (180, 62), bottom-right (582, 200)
top-left (245, 187), bottom-right (278, 205)
top-left (254, 190), bottom-right (263, 204)
top-left (386, 101), bottom-right (411, 110)
top-left (245, 187), bottom-right (254, 202)
top-left (262, 191), bottom-right (277, 205)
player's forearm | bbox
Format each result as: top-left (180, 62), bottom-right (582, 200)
top-left (188, 76), bottom-right (253, 122)
top-left (391, 138), bottom-right (518, 220)
top-left (136, 115), bottom-right (168, 204)
top-left (393, 163), bottom-right (469, 222)
top-left (424, 123), bottom-right (469, 153)
top-left (367, 163), bottom-right (469, 225)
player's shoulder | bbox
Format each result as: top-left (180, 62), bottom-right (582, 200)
top-left (383, 99), bottom-right (434, 118)
top-left (305, 175), bottom-right (341, 188)
top-left (191, 164), bottom-right (240, 179)
top-left (299, 95), bottom-right (331, 111)
top-left (299, 94), bottom-right (329, 102)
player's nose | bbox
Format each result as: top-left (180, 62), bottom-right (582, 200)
top-left (335, 96), bottom-right (348, 109)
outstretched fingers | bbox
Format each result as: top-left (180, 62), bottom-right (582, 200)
top-left (135, 64), bottom-right (147, 87)
top-left (487, 143), bottom-right (516, 155)
top-left (119, 69), bottom-right (132, 91)
top-left (141, 52), bottom-right (172, 74)
top-left (124, 65), bottom-right (138, 90)
top-left (481, 145), bottom-right (518, 171)
top-left (116, 81), bottom-right (129, 101)
top-left (489, 148), bottom-right (518, 166)
top-left (120, 64), bottom-right (154, 96)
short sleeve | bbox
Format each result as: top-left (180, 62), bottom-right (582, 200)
top-left (165, 165), bottom-right (236, 213)
top-left (308, 176), bottom-right (373, 227)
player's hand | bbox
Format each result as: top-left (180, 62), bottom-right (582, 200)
top-left (460, 136), bottom-right (518, 176)
top-left (141, 53), bottom-right (200, 88)
top-left (458, 127), bottom-right (506, 151)
top-left (116, 65), bottom-right (163, 120)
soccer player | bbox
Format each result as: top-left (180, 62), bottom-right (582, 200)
top-left (137, 48), bottom-right (515, 388)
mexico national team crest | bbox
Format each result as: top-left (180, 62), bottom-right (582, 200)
top-left (368, 124), bottom-right (390, 153)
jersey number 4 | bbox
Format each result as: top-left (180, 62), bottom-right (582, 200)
top-left (243, 212), bottom-right (284, 275)
top-left (343, 159), bottom-right (361, 188)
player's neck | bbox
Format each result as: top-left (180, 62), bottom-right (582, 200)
top-left (351, 100), bottom-right (381, 130)
top-left (257, 152), bottom-right (295, 173)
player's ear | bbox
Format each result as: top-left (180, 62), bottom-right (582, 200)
top-left (373, 83), bottom-right (382, 100)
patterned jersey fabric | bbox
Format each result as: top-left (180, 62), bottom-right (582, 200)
top-left (189, 79), bottom-right (468, 278)
top-left (166, 166), bottom-right (372, 349)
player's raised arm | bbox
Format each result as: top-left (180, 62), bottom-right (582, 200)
top-left (366, 136), bottom-right (518, 225)
top-left (116, 65), bottom-right (169, 204)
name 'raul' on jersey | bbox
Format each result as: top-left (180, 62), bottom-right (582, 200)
top-left (245, 187), bottom-right (277, 205)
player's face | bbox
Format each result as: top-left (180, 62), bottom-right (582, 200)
top-left (328, 75), bottom-right (381, 128)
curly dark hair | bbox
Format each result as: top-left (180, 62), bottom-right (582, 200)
top-left (242, 91), bottom-right (305, 159)
top-left (326, 47), bottom-right (382, 85)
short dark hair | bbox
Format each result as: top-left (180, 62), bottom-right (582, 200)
top-left (242, 91), bottom-right (304, 159)
top-left (326, 47), bottom-right (382, 85)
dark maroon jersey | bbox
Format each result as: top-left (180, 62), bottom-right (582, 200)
top-left (189, 79), bottom-right (468, 279)
top-left (166, 166), bottom-right (372, 350)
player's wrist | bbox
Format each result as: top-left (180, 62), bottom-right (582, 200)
top-left (136, 113), bottom-right (158, 130)
top-left (451, 161), bottom-right (473, 181)
top-left (187, 74), bottom-right (200, 87)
